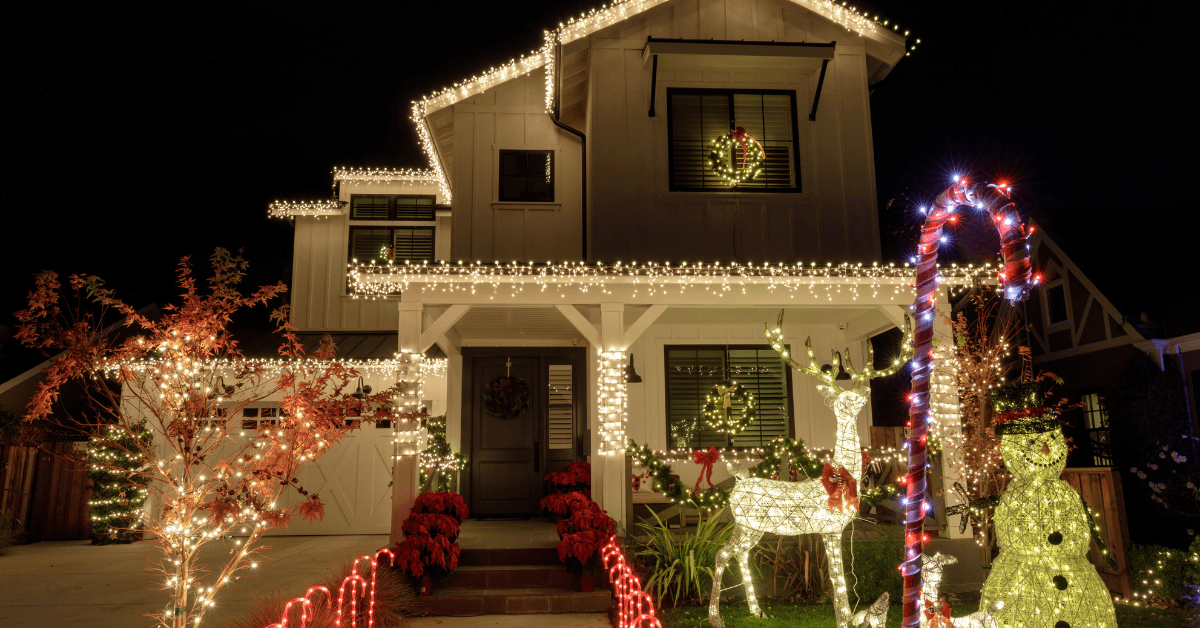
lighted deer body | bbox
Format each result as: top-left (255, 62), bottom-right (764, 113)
top-left (707, 312), bottom-right (912, 628)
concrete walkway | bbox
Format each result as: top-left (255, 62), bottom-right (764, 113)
top-left (0, 535), bottom-right (388, 628)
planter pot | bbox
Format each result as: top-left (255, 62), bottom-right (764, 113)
top-left (418, 576), bottom-right (434, 596)
top-left (578, 574), bottom-right (595, 593)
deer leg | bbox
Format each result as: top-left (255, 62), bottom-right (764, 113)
top-left (735, 527), bottom-right (766, 618)
top-left (708, 523), bottom-right (761, 628)
top-left (823, 532), bottom-right (853, 628)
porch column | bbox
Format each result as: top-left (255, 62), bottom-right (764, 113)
top-left (595, 302), bottom-right (627, 529)
top-left (931, 285), bottom-right (969, 539)
top-left (391, 303), bottom-right (424, 546)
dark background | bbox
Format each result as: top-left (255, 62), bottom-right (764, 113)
top-left (2, 0), bottom-right (1197, 381)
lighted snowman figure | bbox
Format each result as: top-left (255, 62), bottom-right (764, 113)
top-left (976, 382), bottom-right (1117, 628)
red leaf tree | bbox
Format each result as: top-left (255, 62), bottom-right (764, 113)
top-left (14, 249), bottom-right (414, 628)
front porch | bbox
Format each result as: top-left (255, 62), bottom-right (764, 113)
top-left (372, 263), bottom-right (988, 541)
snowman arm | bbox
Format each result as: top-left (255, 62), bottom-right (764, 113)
top-left (1081, 497), bottom-right (1118, 570)
top-left (945, 482), bottom-right (1001, 533)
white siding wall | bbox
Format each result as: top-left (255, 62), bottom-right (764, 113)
top-left (290, 180), bottom-right (444, 331)
top-left (585, 0), bottom-right (882, 263)
top-left (448, 69), bottom-right (585, 262)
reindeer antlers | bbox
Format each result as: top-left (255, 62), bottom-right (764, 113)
top-left (766, 311), bottom-right (914, 386)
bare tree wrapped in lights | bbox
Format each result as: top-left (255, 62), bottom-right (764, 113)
top-left (14, 249), bottom-right (409, 628)
top-left (944, 293), bottom-right (1025, 565)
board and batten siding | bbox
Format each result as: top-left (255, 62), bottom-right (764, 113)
top-left (585, 0), bottom-right (883, 264)
top-left (290, 181), bottom-right (446, 332)
top-left (447, 69), bottom-right (585, 263)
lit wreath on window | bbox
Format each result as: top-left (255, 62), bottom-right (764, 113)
top-left (703, 380), bottom-right (757, 434)
top-left (707, 126), bottom-right (766, 185)
top-left (483, 376), bottom-right (530, 419)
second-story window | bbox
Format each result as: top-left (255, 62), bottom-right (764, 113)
top-left (668, 89), bottom-right (800, 192)
top-left (348, 194), bottom-right (437, 265)
top-left (350, 194), bottom-right (436, 220)
top-left (499, 150), bottom-right (554, 202)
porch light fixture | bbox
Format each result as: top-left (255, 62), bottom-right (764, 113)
top-left (348, 377), bottom-right (372, 418)
top-left (625, 354), bottom-right (643, 384)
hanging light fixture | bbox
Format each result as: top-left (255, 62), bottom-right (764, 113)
top-left (348, 377), bottom-right (372, 418)
top-left (625, 353), bottom-right (643, 384)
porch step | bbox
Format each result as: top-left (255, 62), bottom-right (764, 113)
top-left (418, 587), bottom-right (611, 616)
top-left (442, 565), bottom-right (574, 590)
top-left (458, 547), bottom-right (560, 567)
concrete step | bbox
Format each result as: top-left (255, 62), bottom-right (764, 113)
top-left (442, 565), bottom-right (575, 590)
top-left (458, 547), bottom-right (560, 567)
top-left (417, 587), bottom-right (612, 616)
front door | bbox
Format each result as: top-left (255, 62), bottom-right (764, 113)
top-left (466, 348), bottom-right (585, 517)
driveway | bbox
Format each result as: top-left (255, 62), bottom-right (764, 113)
top-left (0, 535), bottom-right (388, 628)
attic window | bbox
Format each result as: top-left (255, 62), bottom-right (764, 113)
top-left (668, 89), bottom-right (800, 192)
top-left (498, 150), bottom-right (554, 202)
top-left (350, 194), bottom-right (436, 221)
top-left (1046, 283), bottom-right (1068, 324)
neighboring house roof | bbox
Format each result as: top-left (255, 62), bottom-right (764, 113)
top-left (1026, 221), bottom-right (1146, 363)
top-left (238, 331), bottom-right (400, 361)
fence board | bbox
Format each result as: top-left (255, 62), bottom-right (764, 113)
top-left (30, 442), bottom-right (92, 541)
top-left (1062, 467), bottom-right (1131, 598)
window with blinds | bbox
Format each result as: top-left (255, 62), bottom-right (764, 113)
top-left (348, 226), bottom-right (435, 263)
top-left (668, 89), bottom-right (800, 192)
top-left (665, 345), bottom-right (792, 450)
top-left (548, 364), bottom-right (574, 450)
top-left (350, 194), bottom-right (436, 220)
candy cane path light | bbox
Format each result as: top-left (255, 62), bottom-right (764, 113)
top-left (268, 548), bottom-right (394, 628)
top-left (901, 177), bottom-right (1033, 628)
top-left (602, 535), bottom-right (662, 628)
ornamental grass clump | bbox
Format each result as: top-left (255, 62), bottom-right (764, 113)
top-left (636, 508), bottom-right (735, 607)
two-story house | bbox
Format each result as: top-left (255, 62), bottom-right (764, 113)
top-left (269, 0), bottom-right (984, 540)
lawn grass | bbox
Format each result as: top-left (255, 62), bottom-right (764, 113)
top-left (658, 599), bottom-right (1193, 627)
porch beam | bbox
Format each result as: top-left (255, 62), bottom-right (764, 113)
top-left (623, 304), bottom-right (668, 346)
top-left (554, 304), bottom-right (603, 348)
top-left (419, 304), bottom-right (471, 353)
top-left (396, 285), bottom-right (918, 306)
top-left (844, 305), bottom-right (907, 342)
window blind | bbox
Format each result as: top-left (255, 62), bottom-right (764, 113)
top-left (392, 227), bottom-right (434, 262)
top-left (665, 346), bottom-right (791, 450)
top-left (351, 195), bottom-right (389, 219)
top-left (396, 196), bottom-right (436, 221)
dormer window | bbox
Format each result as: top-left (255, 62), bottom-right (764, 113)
top-left (350, 194), bottom-right (436, 220)
top-left (348, 194), bottom-right (437, 265)
top-left (667, 89), bottom-right (800, 192)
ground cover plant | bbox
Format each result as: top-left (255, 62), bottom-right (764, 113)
top-left (13, 249), bottom-right (407, 628)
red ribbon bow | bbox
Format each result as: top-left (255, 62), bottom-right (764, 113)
top-left (729, 126), bottom-right (765, 172)
top-left (924, 598), bottom-right (954, 628)
top-left (693, 447), bottom-right (720, 494)
top-left (820, 464), bottom-right (859, 513)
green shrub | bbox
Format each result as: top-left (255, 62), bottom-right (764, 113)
top-left (842, 526), bottom-right (904, 607)
top-left (636, 509), bottom-right (735, 607)
top-left (1129, 541), bottom-right (1200, 609)
top-left (753, 534), bottom-right (829, 601)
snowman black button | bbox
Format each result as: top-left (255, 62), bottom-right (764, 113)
top-left (1053, 575), bottom-right (1068, 590)
top-left (1048, 531), bottom-right (1063, 545)
top-left (1055, 622), bottom-right (1070, 628)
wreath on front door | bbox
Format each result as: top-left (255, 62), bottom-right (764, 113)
top-left (483, 376), bottom-right (530, 419)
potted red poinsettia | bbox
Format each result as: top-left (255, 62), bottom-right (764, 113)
top-left (545, 461), bottom-right (591, 495)
top-left (555, 496), bottom-right (616, 592)
top-left (394, 491), bottom-right (468, 595)
top-left (539, 490), bottom-right (590, 521)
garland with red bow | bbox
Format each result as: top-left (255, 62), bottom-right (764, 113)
top-left (707, 127), bottom-right (767, 185)
top-left (693, 446), bottom-right (720, 494)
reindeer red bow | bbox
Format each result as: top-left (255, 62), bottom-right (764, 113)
top-left (820, 463), bottom-right (859, 513)
top-left (693, 446), bottom-right (720, 494)
top-left (924, 598), bottom-right (954, 628)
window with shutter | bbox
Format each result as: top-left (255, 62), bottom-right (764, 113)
top-left (392, 227), bottom-right (435, 262)
top-left (665, 345), bottom-right (793, 450)
top-left (668, 89), bottom-right (800, 192)
top-left (348, 226), bottom-right (435, 263)
top-left (350, 194), bottom-right (436, 220)
top-left (395, 196), bottom-right (436, 220)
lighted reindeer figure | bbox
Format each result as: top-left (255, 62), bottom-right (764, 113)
top-left (707, 311), bottom-right (912, 628)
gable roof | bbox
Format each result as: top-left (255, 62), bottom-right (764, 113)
top-left (408, 0), bottom-right (917, 203)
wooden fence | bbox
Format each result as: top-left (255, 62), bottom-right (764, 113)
top-left (2, 441), bottom-right (93, 541)
top-left (1062, 467), bottom-right (1132, 597)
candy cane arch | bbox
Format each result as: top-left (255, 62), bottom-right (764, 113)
top-left (267, 548), bottom-right (395, 628)
top-left (601, 535), bottom-right (662, 628)
top-left (901, 177), bottom-right (1033, 628)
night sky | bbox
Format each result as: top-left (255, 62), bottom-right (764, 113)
top-left (2, 0), bottom-right (1197, 380)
